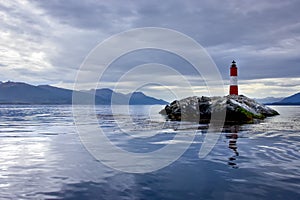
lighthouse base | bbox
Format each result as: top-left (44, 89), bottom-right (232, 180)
top-left (230, 85), bottom-right (238, 95)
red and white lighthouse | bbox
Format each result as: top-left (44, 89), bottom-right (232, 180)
top-left (229, 60), bottom-right (238, 95)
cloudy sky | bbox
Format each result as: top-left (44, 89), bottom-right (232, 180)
top-left (0, 0), bottom-right (299, 100)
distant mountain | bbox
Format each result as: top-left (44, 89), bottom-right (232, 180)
top-left (255, 97), bottom-right (284, 104)
top-left (0, 81), bottom-right (168, 105)
top-left (126, 92), bottom-right (167, 105)
top-left (272, 92), bottom-right (300, 105)
top-left (85, 88), bottom-right (128, 104)
top-left (83, 88), bottom-right (168, 105)
top-left (0, 81), bottom-right (72, 104)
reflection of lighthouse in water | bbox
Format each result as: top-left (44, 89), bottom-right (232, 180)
top-left (226, 125), bottom-right (239, 168)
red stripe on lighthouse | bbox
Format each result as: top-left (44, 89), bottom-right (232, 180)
top-left (229, 60), bottom-right (238, 95)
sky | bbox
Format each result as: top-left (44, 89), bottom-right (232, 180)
top-left (0, 0), bottom-right (299, 100)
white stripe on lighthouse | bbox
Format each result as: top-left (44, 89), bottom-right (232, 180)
top-left (230, 76), bottom-right (238, 85)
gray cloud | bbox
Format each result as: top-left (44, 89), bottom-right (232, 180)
top-left (0, 0), bottom-right (299, 98)
top-left (32, 0), bottom-right (137, 31)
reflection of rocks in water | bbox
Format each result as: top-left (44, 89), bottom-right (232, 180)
top-left (226, 125), bottom-right (239, 168)
top-left (162, 120), bottom-right (209, 131)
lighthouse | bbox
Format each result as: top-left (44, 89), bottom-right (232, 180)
top-left (229, 60), bottom-right (238, 95)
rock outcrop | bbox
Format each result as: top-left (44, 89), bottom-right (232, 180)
top-left (159, 95), bottom-right (279, 124)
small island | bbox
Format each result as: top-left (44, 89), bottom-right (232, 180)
top-left (160, 61), bottom-right (279, 125)
top-left (159, 95), bottom-right (279, 124)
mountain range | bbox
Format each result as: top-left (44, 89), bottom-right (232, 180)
top-left (0, 81), bottom-right (168, 105)
top-left (255, 97), bottom-right (284, 104)
top-left (255, 93), bottom-right (300, 105)
top-left (1, 81), bottom-right (299, 105)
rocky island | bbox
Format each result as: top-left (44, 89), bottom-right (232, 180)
top-left (159, 95), bottom-right (279, 124)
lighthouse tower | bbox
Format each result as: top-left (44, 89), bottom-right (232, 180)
top-left (229, 60), bottom-right (238, 95)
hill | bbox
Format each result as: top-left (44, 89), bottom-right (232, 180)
top-left (272, 92), bottom-right (300, 105)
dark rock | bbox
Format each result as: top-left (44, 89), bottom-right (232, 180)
top-left (160, 95), bottom-right (279, 124)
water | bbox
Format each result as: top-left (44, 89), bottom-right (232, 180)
top-left (0, 105), bottom-right (299, 199)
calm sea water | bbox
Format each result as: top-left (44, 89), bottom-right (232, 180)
top-left (0, 105), bottom-right (299, 200)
